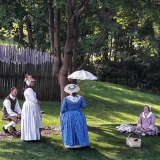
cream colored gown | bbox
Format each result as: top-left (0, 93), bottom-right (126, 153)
top-left (21, 88), bottom-right (42, 141)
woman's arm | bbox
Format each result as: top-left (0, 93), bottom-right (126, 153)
top-left (149, 114), bottom-right (156, 129)
top-left (25, 88), bottom-right (38, 104)
top-left (80, 97), bottom-right (87, 109)
top-left (60, 98), bottom-right (67, 115)
top-left (137, 114), bottom-right (143, 128)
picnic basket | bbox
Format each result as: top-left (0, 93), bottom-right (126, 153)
top-left (126, 133), bottom-right (141, 147)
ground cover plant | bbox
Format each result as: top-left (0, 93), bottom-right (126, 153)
top-left (0, 81), bottom-right (160, 160)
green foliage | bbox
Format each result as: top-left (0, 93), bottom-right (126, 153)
top-left (138, 19), bottom-right (155, 41)
top-left (95, 64), bottom-right (109, 81)
top-left (0, 0), bottom-right (160, 91)
top-left (0, 0), bottom-right (50, 50)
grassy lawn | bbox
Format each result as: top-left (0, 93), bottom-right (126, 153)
top-left (0, 81), bottom-right (160, 160)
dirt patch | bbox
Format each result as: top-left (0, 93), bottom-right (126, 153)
top-left (0, 126), bottom-right (61, 140)
top-left (41, 126), bottom-right (61, 136)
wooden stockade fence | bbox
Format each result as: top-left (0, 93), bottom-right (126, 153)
top-left (0, 45), bottom-right (60, 101)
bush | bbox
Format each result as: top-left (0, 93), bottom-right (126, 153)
top-left (95, 64), bottom-right (111, 81)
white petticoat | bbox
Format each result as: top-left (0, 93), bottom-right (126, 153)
top-left (21, 101), bottom-right (43, 141)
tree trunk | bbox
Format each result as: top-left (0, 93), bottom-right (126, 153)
top-left (26, 16), bottom-right (34, 49)
top-left (54, 8), bottom-right (61, 78)
top-left (59, 8), bottom-right (74, 101)
top-left (47, 0), bottom-right (54, 54)
top-left (59, 0), bottom-right (77, 101)
top-left (59, 50), bottom-right (73, 101)
top-left (59, 0), bottom-right (96, 101)
top-left (72, 16), bottom-right (80, 72)
top-left (47, 1), bottom-right (61, 77)
top-left (71, 15), bottom-right (80, 84)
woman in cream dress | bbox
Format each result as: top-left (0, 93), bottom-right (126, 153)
top-left (21, 74), bottom-right (42, 141)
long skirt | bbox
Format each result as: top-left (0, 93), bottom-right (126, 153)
top-left (60, 110), bottom-right (90, 148)
top-left (134, 127), bottom-right (158, 136)
top-left (21, 101), bottom-right (42, 141)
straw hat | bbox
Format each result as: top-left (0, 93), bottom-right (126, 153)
top-left (24, 74), bottom-right (35, 86)
top-left (64, 84), bottom-right (80, 94)
top-left (25, 74), bottom-right (35, 82)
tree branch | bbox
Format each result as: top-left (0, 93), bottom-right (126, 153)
top-left (77, 9), bottom-right (113, 70)
top-left (70, 0), bottom-right (90, 24)
top-left (27, 12), bottom-right (55, 32)
top-left (16, 0), bottom-right (54, 30)
top-left (82, 8), bottom-right (103, 19)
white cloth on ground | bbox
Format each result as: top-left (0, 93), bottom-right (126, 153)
top-left (116, 124), bottom-right (136, 133)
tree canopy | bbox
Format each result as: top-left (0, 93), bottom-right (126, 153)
top-left (0, 0), bottom-right (160, 100)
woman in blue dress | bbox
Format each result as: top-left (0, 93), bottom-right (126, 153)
top-left (60, 84), bottom-right (90, 148)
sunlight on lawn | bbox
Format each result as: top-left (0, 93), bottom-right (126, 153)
top-left (123, 99), bottom-right (151, 106)
top-left (91, 94), bottom-right (119, 104)
top-left (0, 81), bottom-right (160, 160)
top-left (108, 112), bottom-right (138, 124)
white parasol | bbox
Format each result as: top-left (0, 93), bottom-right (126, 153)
top-left (67, 69), bottom-right (98, 94)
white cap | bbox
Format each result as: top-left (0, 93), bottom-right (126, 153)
top-left (145, 104), bottom-right (151, 111)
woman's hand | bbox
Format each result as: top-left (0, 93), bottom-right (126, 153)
top-left (139, 126), bottom-right (145, 131)
top-left (17, 114), bottom-right (21, 119)
top-left (38, 101), bottom-right (41, 105)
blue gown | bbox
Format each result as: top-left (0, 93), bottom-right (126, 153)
top-left (60, 95), bottom-right (90, 148)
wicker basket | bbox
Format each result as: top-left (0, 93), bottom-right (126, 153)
top-left (126, 133), bottom-right (141, 147)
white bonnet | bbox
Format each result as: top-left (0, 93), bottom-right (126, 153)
top-left (145, 104), bottom-right (151, 111)
top-left (24, 74), bottom-right (35, 86)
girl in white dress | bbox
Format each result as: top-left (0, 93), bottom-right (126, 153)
top-left (21, 74), bottom-right (42, 141)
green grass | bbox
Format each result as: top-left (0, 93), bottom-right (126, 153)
top-left (0, 81), bottom-right (160, 160)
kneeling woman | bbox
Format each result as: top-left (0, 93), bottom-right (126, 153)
top-left (135, 104), bottom-right (159, 136)
top-left (60, 84), bottom-right (90, 148)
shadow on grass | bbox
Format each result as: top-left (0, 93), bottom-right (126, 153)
top-left (0, 136), bottom-right (109, 160)
top-left (64, 146), bottom-right (109, 160)
top-left (88, 123), bottom-right (160, 159)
